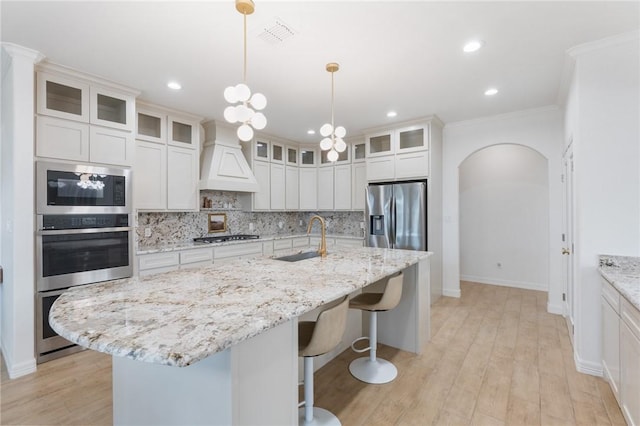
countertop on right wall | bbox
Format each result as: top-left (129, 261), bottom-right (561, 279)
top-left (599, 254), bottom-right (640, 311)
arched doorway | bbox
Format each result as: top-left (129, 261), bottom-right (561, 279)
top-left (459, 144), bottom-right (549, 291)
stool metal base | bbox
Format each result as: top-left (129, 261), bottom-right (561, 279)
top-left (298, 407), bottom-right (341, 426)
top-left (349, 357), bottom-right (398, 384)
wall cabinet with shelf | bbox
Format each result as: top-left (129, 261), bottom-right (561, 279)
top-left (133, 102), bottom-right (201, 212)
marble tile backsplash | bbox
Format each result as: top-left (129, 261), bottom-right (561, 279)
top-left (136, 191), bottom-right (365, 246)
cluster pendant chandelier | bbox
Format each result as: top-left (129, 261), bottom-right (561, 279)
top-left (223, 0), bottom-right (267, 142)
top-left (319, 63), bottom-right (346, 162)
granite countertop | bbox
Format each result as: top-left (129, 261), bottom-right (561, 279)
top-left (50, 247), bottom-right (430, 367)
top-left (137, 233), bottom-right (364, 255)
top-left (599, 255), bottom-right (640, 311)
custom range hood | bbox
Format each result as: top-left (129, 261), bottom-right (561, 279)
top-left (199, 120), bottom-right (259, 192)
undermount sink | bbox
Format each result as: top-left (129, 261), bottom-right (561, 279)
top-left (274, 251), bottom-right (322, 262)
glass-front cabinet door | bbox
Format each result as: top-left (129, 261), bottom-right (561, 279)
top-left (168, 116), bottom-right (199, 149)
top-left (254, 140), bottom-right (269, 161)
top-left (320, 146), bottom-right (350, 164)
top-left (37, 72), bottom-right (90, 123)
top-left (136, 107), bottom-right (166, 144)
top-left (90, 87), bottom-right (135, 131)
top-left (397, 125), bottom-right (428, 153)
top-left (300, 147), bottom-right (317, 167)
top-left (271, 142), bottom-right (284, 164)
top-left (286, 146), bottom-right (298, 165)
top-left (352, 142), bottom-right (366, 162)
top-left (366, 131), bottom-right (394, 157)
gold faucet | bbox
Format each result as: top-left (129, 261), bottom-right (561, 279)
top-left (307, 215), bottom-right (327, 258)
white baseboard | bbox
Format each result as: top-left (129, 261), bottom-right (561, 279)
top-left (1, 343), bottom-right (37, 379)
top-left (460, 275), bottom-right (547, 292)
top-left (574, 352), bottom-right (603, 377)
top-left (442, 288), bottom-right (461, 298)
top-left (547, 301), bottom-right (564, 315)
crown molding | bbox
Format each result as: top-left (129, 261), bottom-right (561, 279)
top-left (567, 30), bottom-right (639, 58)
top-left (444, 105), bottom-right (561, 130)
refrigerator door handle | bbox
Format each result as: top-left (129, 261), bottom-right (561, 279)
top-left (390, 192), bottom-right (396, 248)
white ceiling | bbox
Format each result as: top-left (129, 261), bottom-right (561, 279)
top-left (2, 1), bottom-right (639, 142)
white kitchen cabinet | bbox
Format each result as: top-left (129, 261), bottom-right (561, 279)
top-left (352, 162), bottom-right (367, 210)
top-left (286, 146), bottom-right (298, 166)
top-left (134, 102), bottom-right (201, 212)
top-left (334, 164), bottom-right (352, 210)
top-left (36, 116), bottom-right (89, 162)
top-left (292, 237), bottom-right (309, 249)
top-left (252, 161), bottom-right (271, 211)
top-left (352, 141), bottom-right (366, 163)
top-left (299, 167), bottom-right (318, 210)
top-left (271, 142), bottom-right (284, 164)
top-left (620, 298), bottom-right (640, 426)
top-left (397, 126), bottom-right (428, 154)
top-left (366, 131), bottom-right (394, 157)
top-left (602, 280), bottom-right (621, 402)
top-left (252, 140), bottom-right (270, 162)
top-left (167, 147), bottom-right (198, 211)
top-left (179, 248), bottom-right (214, 269)
top-left (310, 236), bottom-right (335, 250)
top-left (37, 72), bottom-right (90, 122)
top-left (136, 107), bottom-right (166, 144)
top-left (285, 166), bottom-right (299, 210)
top-left (366, 155), bottom-right (395, 181)
top-left (317, 167), bottom-right (334, 210)
top-left (395, 151), bottom-right (429, 180)
top-left (214, 242), bottom-right (263, 263)
top-left (168, 115), bottom-right (199, 148)
top-left (270, 163), bottom-right (286, 210)
top-left (89, 126), bottom-right (134, 166)
top-left (273, 239), bottom-right (293, 256)
top-left (138, 252), bottom-right (180, 277)
top-left (262, 241), bottom-right (274, 256)
top-left (299, 147), bottom-right (317, 167)
top-left (134, 141), bottom-right (167, 210)
top-left (90, 86), bottom-right (135, 131)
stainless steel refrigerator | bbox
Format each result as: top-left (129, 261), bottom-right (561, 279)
top-left (366, 181), bottom-right (427, 251)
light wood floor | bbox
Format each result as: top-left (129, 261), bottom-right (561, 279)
top-left (1, 282), bottom-right (626, 425)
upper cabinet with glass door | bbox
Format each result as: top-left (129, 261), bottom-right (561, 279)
top-left (37, 68), bottom-right (137, 132)
top-left (271, 142), bottom-right (284, 164)
top-left (37, 72), bottom-right (90, 122)
top-left (366, 131), bottom-right (394, 157)
top-left (320, 145), bottom-right (350, 165)
top-left (168, 115), bottom-right (200, 149)
top-left (396, 125), bottom-right (428, 154)
top-left (299, 147), bottom-right (317, 167)
top-left (286, 146), bottom-right (298, 166)
top-left (136, 106), bottom-right (166, 144)
top-left (352, 140), bottom-right (366, 163)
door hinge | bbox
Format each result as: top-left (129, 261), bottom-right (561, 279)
top-left (561, 174), bottom-right (565, 183)
top-left (562, 233), bottom-right (565, 242)
top-left (562, 293), bottom-right (566, 301)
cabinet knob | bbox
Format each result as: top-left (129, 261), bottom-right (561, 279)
top-left (562, 248), bottom-right (571, 255)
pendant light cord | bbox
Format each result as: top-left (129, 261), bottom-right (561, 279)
top-left (243, 11), bottom-right (247, 83)
top-left (331, 71), bottom-right (335, 138)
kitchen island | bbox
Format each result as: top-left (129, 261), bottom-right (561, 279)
top-left (50, 246), bottom-right (431, 425)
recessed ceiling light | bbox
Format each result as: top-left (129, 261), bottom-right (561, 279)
top-left (307, 129), bottom-right (316, 135)
top-left (463, 40), bottom-right (484, 53)
top-left (484, 88), bottom-right (499, 96)
top-left (386, 111), bottom-right (397, 118)
top-left (167, 81), bottom-right (182, 90)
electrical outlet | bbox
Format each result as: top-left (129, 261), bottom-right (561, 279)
top-left (299, 220), bottom-right (303, 226)
top-left (497, 262), bottom-right (502, 268)
top-left (360, 221), bottom-right (365, 229)
top-left (144, 228), bottom-right (152, 238)
top-left (249, 222), bottom-right (254, 231)
top-left (278, 221), bottom-right (284, 229)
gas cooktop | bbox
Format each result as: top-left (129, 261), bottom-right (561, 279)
top-left (193, 234), bottom-right (260, 244)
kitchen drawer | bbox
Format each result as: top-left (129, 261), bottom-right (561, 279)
top-left (180, 248), bottom-right (213, 265)
top-left (335, 238), bottom-right (363, 248)
top-left (262, 241), bottom-right (274, 256)
top-left (622, 298), bottom-right (640, 340)
top-left (179, 261), bottom-right (212, 270)
top-left (214, 242), bottom-right (263, 260)
top-left (139, 252), bottom-right (179, 271)
top-left (310, 237), bottom-right (335, 248)
top-left (602, 278), bottom-right (621, 314)
top-left (292, 237), bottom-right (309, 248)
top-left (139, 265), bottom-right (179, 277)
top-left (273, 239), bottom-right (293, 251)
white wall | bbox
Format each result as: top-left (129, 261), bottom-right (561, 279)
top-left (564, 32), bottom-right (640, 374)
top-left (442, 107), bottom-right (564, 313)
top-left (1, 43), bottom-right (42, 378)
top-left (459, 144), bottom-right (549, 290)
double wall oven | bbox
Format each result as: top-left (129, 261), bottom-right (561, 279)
top-left (36, 161), bottom-right (133, 363)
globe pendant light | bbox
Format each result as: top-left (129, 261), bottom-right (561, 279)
top-left (320, 63), bottom-right (346, 162)
top-left (223, 0), bottom-right (267, 141)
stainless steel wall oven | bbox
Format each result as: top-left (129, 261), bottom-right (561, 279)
top-left (35, 161), bottom-right (132, 363)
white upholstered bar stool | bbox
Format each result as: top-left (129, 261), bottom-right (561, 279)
top-left (348, 272), bottom-right (403, 384)
top-left (298, 296), bottom-right (349, 426)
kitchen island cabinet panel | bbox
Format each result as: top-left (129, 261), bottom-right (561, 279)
top-left (621, 310), bottom-right (640, 426)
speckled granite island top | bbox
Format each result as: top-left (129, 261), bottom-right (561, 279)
top-left (599, 254), bottom-right (640, 311)
top-left (50, 247), bottom-right (430, 368)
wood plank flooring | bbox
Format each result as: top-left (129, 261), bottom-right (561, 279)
top-left (1, 282), bottom-right (626, 425)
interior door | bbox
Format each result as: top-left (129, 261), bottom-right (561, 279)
top-left (562, 143), bottom-right (575, 344)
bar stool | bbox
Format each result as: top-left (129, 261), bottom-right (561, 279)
top-left (298, 296), bottom-right (349, 426)
top-left (348, 272), bottom-right (403, 384)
